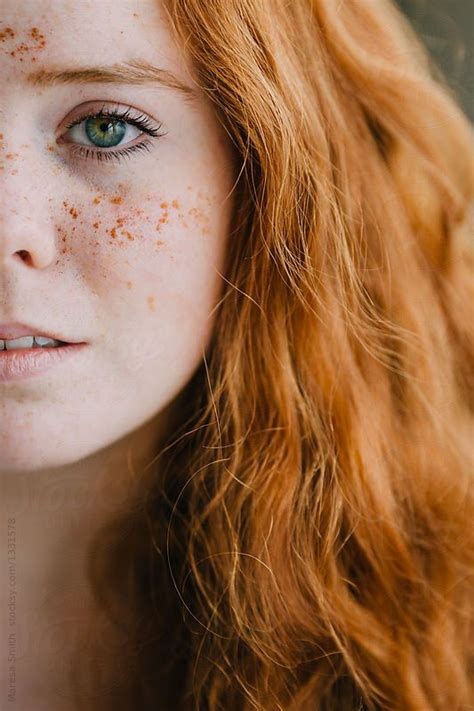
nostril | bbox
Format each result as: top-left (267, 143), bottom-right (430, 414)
top-left (16, 250), bottom-right (30, 263)
top-left (12, 248), bottom-right (55, 269)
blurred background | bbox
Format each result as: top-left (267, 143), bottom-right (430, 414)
top-left (395, 0), bottom-right (473, 120)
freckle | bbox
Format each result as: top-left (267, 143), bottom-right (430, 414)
top-left (110, 227), bottom-right (117, 238)
top-left (69, 207), bottom-right (78, 219)
top-left (123, 231), bottom-right (134, 241)
top-left (160, 202), bottom-right (168, 209)
top-left (155, 240), bottom-right (164, 247)
top-left (0, 27), bottom-right (15, 41)
top-left (110, 195), bottom-right (123, 205)
top-left (11, 169), bottom-right (18, 175)
top-left (93, 222), bottom-right (100, 229)
top-left (31, 28), bottom-right (46, 48)
top-left (171, 199), bottom-right (180, 209)
top-left (47, 144), bottom-right (55, 152)
top-left (6, 153), bottom-right (17, 160)
top-left (147, 295), bottom-right (156, 312)
top-left (93, 196), bottom-right (101, 205)
top-left (126, 281), bottom-right (133, 289)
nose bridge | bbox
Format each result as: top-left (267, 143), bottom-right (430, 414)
top-left (0, 141), bottom-right (57, 268)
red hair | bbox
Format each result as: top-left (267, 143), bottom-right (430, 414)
top-left (86, 1), bottom-right (474, 708)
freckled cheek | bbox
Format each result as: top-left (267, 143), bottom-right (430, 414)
top-left (55, 193), bottom-right (218, 270)
top-left (54, 192), bottom-right (227, 326)
top-left (55, 197), bottom-right (172, 268)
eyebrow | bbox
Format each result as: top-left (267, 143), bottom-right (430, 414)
top-left (26, 59), bottom-right (200, 105)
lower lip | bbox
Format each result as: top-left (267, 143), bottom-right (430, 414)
top-left (0, 344), bottom-right (88, 382)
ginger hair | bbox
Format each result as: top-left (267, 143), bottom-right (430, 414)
top-left (87, 1), bottom-right (474, 709)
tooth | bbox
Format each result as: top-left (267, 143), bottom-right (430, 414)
top-left (5, 336), bottom-right (34, 350)
top-left (34, 336), bottom-right (58, 347)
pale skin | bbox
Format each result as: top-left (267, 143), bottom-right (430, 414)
top-left (0, 1), bottom-right (236, 708)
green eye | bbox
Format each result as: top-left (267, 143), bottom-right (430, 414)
top-left (63, 112), bottom-right (142, 150)
top-left (84, 117), bottom-right (127, 148)
top-left (59, 105), bottom-right (168, 164)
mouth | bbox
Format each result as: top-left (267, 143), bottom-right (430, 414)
top-left (0, 336), bottom-right (72, 351)
top-left (0, 321), bottom-right (84, 345)
top-left (0, 340), bottom-right (88, 382)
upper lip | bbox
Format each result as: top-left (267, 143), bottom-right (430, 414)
top-left (0, 321), bottom-right (82, 343)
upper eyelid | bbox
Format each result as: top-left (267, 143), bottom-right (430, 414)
top-left (64, 106), bottom-right (140, 130)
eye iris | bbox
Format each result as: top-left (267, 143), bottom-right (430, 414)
top-left (85, 117), bottom-right (127, 147)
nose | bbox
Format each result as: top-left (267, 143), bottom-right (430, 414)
top-left (0, 153), bottom-right (57, 271)
top-left (0, 206), bottom-right (56, 270)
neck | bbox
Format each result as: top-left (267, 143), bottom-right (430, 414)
top-left (0, 403), bottom-right (176, 710)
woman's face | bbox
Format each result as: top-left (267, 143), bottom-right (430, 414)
top-left (0, 0), bottom-right (236, 472)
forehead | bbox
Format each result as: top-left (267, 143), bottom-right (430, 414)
top-left (0, 0), bottom-right (195, 87)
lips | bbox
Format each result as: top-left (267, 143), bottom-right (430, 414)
top-left (0, 341), bottom-right (89, 382)
top-left (0, 320), bottom-right (81, 343)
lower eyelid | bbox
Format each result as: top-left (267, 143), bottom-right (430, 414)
top-left (67, 139), bottom-right (154, 164)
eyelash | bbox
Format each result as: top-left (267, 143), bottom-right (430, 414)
top-left (62, 105), bottom-right (168, 164)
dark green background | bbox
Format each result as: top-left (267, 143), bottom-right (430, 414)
top-left (396, 0), bottom-right (473, 120)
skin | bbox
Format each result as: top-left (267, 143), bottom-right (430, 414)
top-left (0, 1), bottom-right (236, 708)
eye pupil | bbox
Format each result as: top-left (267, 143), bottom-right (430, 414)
top-left (85, 116), bottom-right (127, 148)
